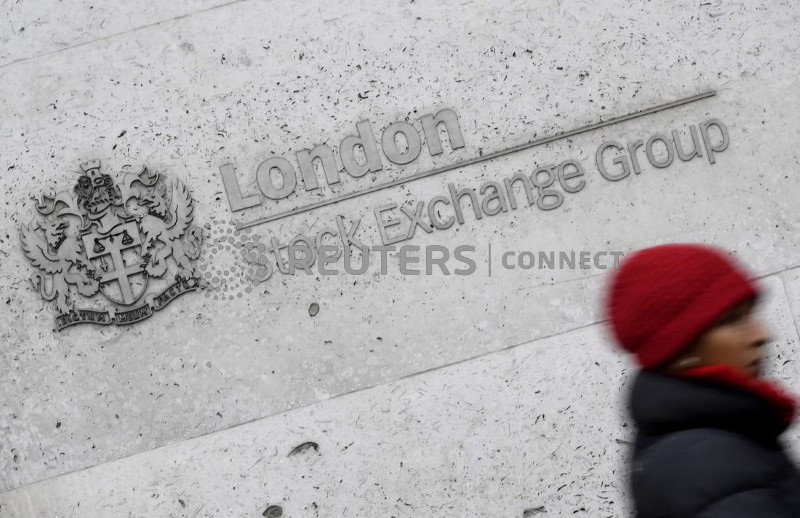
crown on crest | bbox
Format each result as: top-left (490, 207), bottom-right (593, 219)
top-left (79, 159), bottom-right (102, 177)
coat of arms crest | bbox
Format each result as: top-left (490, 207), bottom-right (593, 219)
top-left (21, 160), bottom-right (204, 330)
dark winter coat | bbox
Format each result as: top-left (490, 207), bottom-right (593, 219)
top-left (629, 367), bottom-right (800, 517)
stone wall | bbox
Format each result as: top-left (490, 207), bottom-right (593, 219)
top-left (1, 1), bottom-right (799, 516)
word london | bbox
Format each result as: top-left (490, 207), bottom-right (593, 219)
top-left (220, 109), bottom-right (464, 210)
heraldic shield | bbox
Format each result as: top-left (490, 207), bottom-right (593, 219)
top-left (81, 220), bottom-right (148, 306)
top-left (21, 160), bottom-right (204, 330)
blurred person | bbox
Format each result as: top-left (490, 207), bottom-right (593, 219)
top-left (605, 243), bottom-right (800, 517)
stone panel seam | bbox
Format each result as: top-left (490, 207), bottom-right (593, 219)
top-left (0, 0), bottom-right (252, 70)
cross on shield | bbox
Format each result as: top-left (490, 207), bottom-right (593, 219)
top-left (82, 221), bottom-right (148, 305)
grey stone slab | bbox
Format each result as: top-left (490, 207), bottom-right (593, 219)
top-left (773, 270), bottom-right (800, 391)
top-left (0, 324), bottom-right (635, 517)
top-left (0, 0), bottom-right (232, 67)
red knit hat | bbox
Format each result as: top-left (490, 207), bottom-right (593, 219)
top-left (605, 243), bottom-right (760, 369)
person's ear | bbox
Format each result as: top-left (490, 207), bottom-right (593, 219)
top-left (675, 356), bottom-right (701, 369)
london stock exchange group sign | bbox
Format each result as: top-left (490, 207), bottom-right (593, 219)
top-left (20, 160), bottom-right (204, 330)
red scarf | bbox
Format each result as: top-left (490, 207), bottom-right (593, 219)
top-left (676, 364), bottom-right (797, 426)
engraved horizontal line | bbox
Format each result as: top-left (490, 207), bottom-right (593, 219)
top-left (237, 89), bottom-right (717, 230)
top-left (0, 0), bottom-right (253, 70)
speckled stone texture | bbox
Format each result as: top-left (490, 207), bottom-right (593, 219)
top-left (1, 0), bottom-right (800, 516)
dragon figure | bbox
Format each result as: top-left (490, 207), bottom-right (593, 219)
top-left (137, 180), bottom-right (202, 278)
top-left (20, 219), bottom-right (99, 313)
